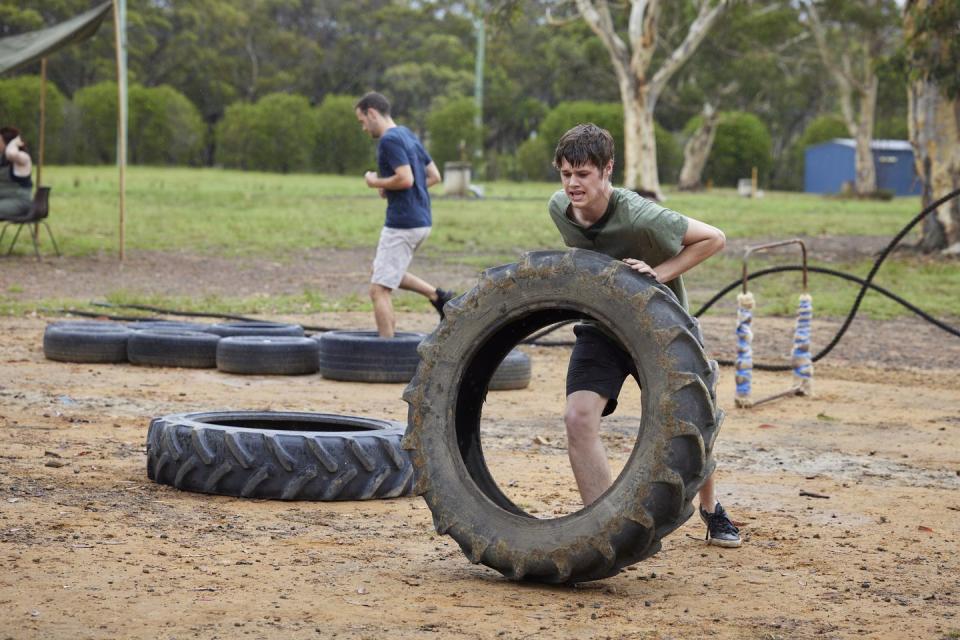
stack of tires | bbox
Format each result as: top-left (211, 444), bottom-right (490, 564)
top-left (42, 320), bottom-right (320, 375)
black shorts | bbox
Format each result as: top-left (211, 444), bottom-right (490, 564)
top-left (565, 324), bottom-right (639, 417)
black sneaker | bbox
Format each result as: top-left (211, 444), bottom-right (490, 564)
top-left (431, 288), bottom-right (455, 318)
top-left (699, 502), bottom-right (742, 548)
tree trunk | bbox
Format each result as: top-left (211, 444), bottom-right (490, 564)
top-left (678, 103), bottom-right (719, 191)
top-left (622, 85), bottom-right (660, 197)
top-left (853, 75), bottom-right (878, 195)
top-left (908, 77), bottom-right (960, 252)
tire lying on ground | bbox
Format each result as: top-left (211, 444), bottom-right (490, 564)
top-left (318, 331), bottom-right (424, 383)
top-left (318, 331), bottom-right (533, 388)
top-left (403, 249), bottom-right (721, 583)
top-left (146, 411), bottom-right (414, 500)
top-left (488, 349), bottom-right (532, 391)
top-left (43, 322), bottom-right (132, 363)
top-left (208, 321), bottom-right (304, 337)
top-left (216, 336), bottom-right (319, 375)
top-left (126, 320), bottom-right (215, 333)
top-left (127, 330), bottom-right (221, 368)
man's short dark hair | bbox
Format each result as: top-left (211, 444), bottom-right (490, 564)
top-left (355, 92), bottom-right (391, 116)
top-left (553, 123), bottom-right (614, 173)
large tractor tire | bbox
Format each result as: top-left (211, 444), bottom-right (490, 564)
top-left (146, 411), bottom-right (414, 500)
top-left (403, 249), bottom-right (722, 583)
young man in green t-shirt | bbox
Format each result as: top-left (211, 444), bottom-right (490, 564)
top-left (549, 123), bottom-right (741, 547)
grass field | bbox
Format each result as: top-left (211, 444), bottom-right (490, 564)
top-left (3, 165), bottom-right (957, 321)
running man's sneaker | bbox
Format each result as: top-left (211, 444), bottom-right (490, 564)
top-left (699, 502), bottom-right (742, 548)
top-left (431, 288), bottom-right (455, 318)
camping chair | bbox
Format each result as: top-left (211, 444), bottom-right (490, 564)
top-left (0, 187), bottom-right (60, 260)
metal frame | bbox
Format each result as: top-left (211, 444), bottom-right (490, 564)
top-left (738, 239), bottom-right (809, 408)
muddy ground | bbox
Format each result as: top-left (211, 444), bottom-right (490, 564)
top-left (1, 249), bottom-right (959, 639)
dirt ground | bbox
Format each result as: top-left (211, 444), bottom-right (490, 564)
top-left (1, 250), bottom-right (959, 640)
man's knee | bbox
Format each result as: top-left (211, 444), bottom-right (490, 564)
top-left (369, 283), bottom-right (392, 301)
top-left (564, 402), bottom-right (602, 445)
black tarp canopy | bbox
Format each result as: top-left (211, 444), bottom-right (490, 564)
top-left (0, 2), bottom-right (112, 75)
top-left (0, 1), bottom-right (128, 259)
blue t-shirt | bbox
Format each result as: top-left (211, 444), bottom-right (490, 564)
top-left (377, 126), bottom-right (433, 229)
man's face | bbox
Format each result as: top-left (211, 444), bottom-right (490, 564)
top-left (355, 108), bottom-right (382, 139)
top-left (558, 158), bottom-right (612, 210)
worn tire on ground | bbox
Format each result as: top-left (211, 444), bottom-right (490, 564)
top-left (43, 323), bottom-right (132, 363)
top-left (146, 411), bottom-right (414, 500)
top-left (126, 320), bottom-right (215, 333)
top-left (403, 249), bottom-right (721, 583)
top-left (317, 331), bottom-right (425, 382)
top-left (127, 330), bottom-right (221, 368)
top-left (488, 349), bottom-right (532, 391)
top-left (216, 336), bottom-right (319, 375)
top-left (208, 321), bottom-right (304, 337)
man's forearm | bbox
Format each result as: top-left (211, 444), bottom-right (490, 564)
top-left (655, 235), bottom-right (724, 283)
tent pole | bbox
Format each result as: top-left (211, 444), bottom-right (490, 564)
top-left (112, 0), bottom-right (126, 261)
top-left (37, 57), bottom-right (46, 189)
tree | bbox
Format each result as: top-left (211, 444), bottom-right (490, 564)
top-left (904, 0), bottom-right (960, 253)
top-left (215, 93), bottom-right (317, 173)
top-left (802, 0), bottom-right (901, 195)
top-left (128, 85), bottom-right (205, 165)
top-left (678, 103), bottom-right (719, 190)
top-left (0, 75), bottom-right (68, 164)
top-left (700, 111), bottom-right (772, 187)
top-left (549, 0), bottom-right (730, 197)
top-left (315, 95), bottom-right (374, 175)
top-left (426, 97), bottom-right (482, 169)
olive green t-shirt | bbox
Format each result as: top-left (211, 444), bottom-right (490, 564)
top-left (548, 187), bottom-right (690, 310)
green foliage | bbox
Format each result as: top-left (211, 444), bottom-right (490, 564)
top-left (703, 112), bottom-right (773, 187)
top-left (655, 124), bottom-right (682, 186)
top-left (0, 75), bottom-right (68, 163)
top-left (128, 85), bottom-right (205, 166)
top-left (426, 97), bottom-right (481, 169)
top-left (215, 93), bottom-right (318, 173)
top-left (71, 81), bottom-right (118, 164)
top-left (779, 115), bottom-right (849, 191)
top-left (380, 62), bottom-right (474, 135)
top-left (905, 0), bottom-right (960, 98)
top-left (515, 136), bottom-right (554, 182)
top-left (314, 95), bottom-right (373, 175)
top-left (538, 101), bottom-right (624, 179)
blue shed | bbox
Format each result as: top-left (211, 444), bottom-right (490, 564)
top-left (804, 138), bottom-right (922, 196)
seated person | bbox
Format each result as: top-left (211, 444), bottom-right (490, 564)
top-left (0, 126), bottom-right (34, 220)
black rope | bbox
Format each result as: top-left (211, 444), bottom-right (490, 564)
top-left (53, 190), bottom-right (959, 360)
top-left (89, 302), bottom-right (338, 333)
top-left (524, 189), bottom-right (960, 361)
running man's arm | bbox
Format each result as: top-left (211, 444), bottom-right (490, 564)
top-left (425, 161), bottom-right (441, 188)
top-left (365, 165), bottom-right (414, 191)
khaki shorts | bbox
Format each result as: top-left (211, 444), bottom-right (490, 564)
top-left (371, 226), bottom-right (431, 290)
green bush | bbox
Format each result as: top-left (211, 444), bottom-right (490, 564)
top-left (216, 92), bottom-right (318, 173)
top-left (214, 102), bottom-right (258, 170)
top-left (0, 75), bottom-right (68, 164)
top-left (426, 97), bottom-right (481, 169)
top-left (129, 85), bottom-right (205, 166)
top-left (778, 114), bottom-right (848, 191)
top-left (703, 111), bottom-right (773, 187)
top-left (527, 101), bottom-right (680, 185)
top-left (315, 95), bottom-right (373, 175)
top-left (538, 101), bottom-right (624, 180)
top-left (655, 123), bottom-right (682, 186)
top-left (71, 81), bottom-right (119, 164)
top-left (515, 136), bottom-right (553, 181)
